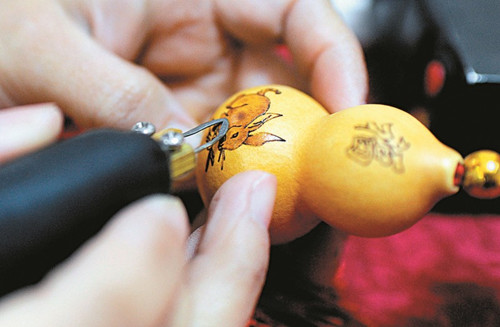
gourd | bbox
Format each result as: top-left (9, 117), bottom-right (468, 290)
top-left (195, 85), bottom-right (464, 244)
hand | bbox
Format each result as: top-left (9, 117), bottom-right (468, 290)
top-left (0, 104), bottom-right (277, 326)
top-left (0, 0), bottom-right (367, 131)
top-left (0, 103), bottom-right (63, 164)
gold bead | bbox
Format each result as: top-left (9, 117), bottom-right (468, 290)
top-left (463, 150), bottom-right (500, 199)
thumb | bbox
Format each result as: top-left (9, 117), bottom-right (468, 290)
top-left (0, 195), bottom-right (189, 327)
top-left (0, 2), bottom-right (195, 131)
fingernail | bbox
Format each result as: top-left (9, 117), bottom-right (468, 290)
top-left (164, 121), bottom-right (191, 133)
top-left (249, 172), bottom-right (277, 228)
top-left (169, 121), bottom-right (203, 149)
top-left (0, 104), bottom-right (63, 159)
top-left (0, 103), bottom-right (61, 135)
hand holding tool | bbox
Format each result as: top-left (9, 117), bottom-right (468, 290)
top-left (0, 118), bottom-right (228, 296)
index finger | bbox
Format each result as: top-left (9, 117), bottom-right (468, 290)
top-left (214, 0), bottom-right (368, 112)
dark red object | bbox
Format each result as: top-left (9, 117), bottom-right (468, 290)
top-left (424, 60), bottom-right (446, 97)
top-left (454, 162), bottom-right (465, 187)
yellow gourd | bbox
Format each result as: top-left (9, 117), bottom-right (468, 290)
top-left (195, 85), bottom-right (464, 243)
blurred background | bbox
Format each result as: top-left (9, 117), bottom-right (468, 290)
top-left (332, 0), bottom-right (500, 214)
top-left (321, 2), bottom-right (500, 326)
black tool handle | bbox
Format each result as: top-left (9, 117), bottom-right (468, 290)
top-left (0, 129), bottom-right (171, 296)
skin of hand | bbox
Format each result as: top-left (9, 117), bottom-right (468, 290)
top-left (0, 103), bottom-right (64, 164)
top-left (0, 104), bottom-right (278, 327)
top-left (0, 0), bottom-right (367, 132)
top-left (0, 1), bottom-right (369, 323)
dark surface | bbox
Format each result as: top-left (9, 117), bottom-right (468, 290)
top-left (359, 0), bottom-right (500, 214)
top-left (0, 130), bottom-right (171, 296)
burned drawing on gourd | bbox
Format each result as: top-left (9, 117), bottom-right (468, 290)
top-left (347, 122), bottom-right (410, 173)
top-left (205, 88), bottom-right (286, 171)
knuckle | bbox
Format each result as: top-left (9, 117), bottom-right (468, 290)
top-left (97, 68), bottom-right (160, 128)
top-left (226, 230), bottom-right (270, 285)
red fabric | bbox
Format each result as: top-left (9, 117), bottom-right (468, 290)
top-left (335, 213), bottom-right (500, 326)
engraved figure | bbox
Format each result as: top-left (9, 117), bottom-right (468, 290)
top-left (347, 122), bottom-right (410, 173)
top-left (205, 88), bottom-right (286, 170)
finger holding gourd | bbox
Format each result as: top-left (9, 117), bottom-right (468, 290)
top-left (196, 86), bottom-right (328, 243)
top-left (195, 84), bottom-right (495, 244)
